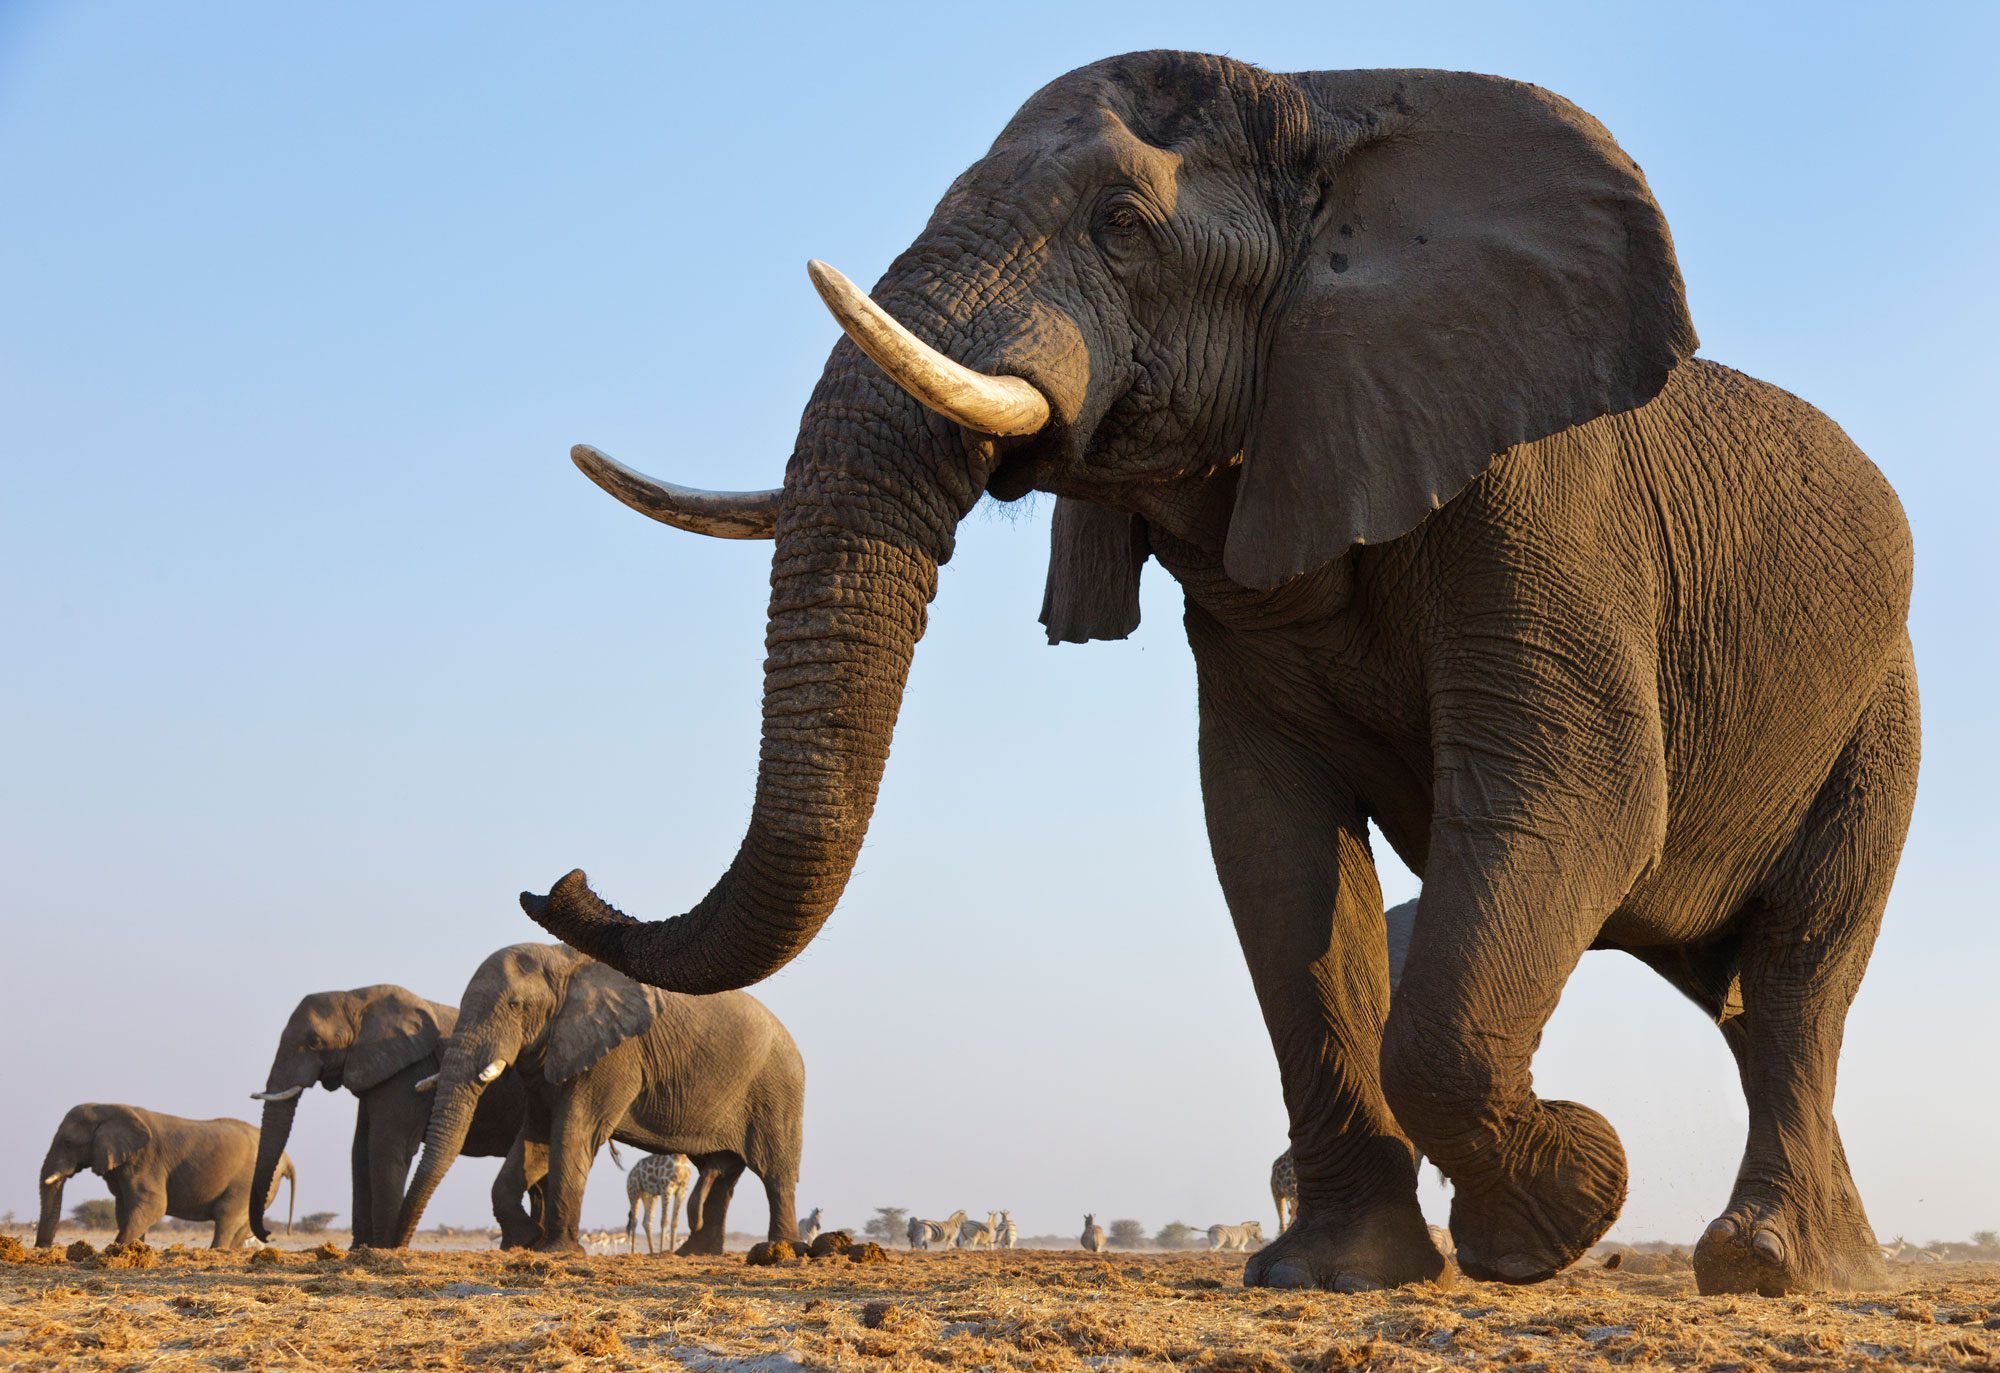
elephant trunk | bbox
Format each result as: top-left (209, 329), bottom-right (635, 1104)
top-left (249, 1095), bottom-right (299, 1243)
top-left (395, 1081), bottom-right (482, 1247)
top-left (35, 1174), bottom-right (64, 1249)
top-left (524, 355), bottom-right (994, 994)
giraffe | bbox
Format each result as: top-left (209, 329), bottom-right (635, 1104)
top-left (1270, 1150), bottom-right (1296, 1235)
top-left (625, 1152), bottom-right (695, 1254)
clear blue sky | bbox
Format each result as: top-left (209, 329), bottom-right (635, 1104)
top-left (2, 2), bottom-right (1993, 1245)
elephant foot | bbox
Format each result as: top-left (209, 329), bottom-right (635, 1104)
top-left (1695, 1194), bottom-right (1884, 1296)
top-left (1244, 1201), bottom-right (1446, 1292)
top-left (533, 1236), bottom-right (585, 1256)
top-left (677, 1232), bottom-right (727, 1257)
top-left (1447, 1099), bottom-right (1627, 1284)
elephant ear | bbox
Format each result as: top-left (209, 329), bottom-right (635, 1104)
top-left (345, 991), bottom-right (451, 1093)
top-left (544, 960), bottom-right (662, 1084)
top-left (92, 1112), bottom-right (151, 1173)
top-left (1224, 69), bottom-right (1698, 590)
top-left (1039, 497), bottom-right (1150, 644)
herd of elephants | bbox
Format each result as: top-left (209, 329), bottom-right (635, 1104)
top-left (33, 51), bottom-right (1918, 1303)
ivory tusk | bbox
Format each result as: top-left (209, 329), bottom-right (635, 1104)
top-left (806, 260), bottom-right (1050, 437)
top-left (477, 1060), bottom-right (506, 1084)
top-left (42, 1173), bottom-right (62, 1187)
top-left (413, 1073), bottom-right (439, 1093)
top-left (571, 445), bottom-right (780, 539)
top-left (251, 1085), bottom-right (303, 1102)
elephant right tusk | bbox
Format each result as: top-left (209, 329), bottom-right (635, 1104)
top-left (571, 444), bottom-right (781, 540)
top-left (251, 1086), bottom-right (303, 1102)
top-left (477, 1060), bottom-right (507, 1084)
top-left (41, 1173), bottom-right (62, 1187)
top-left (806, 259), bottom-right (1051, 437)
top-left (413, 1073), bottom-right (439, 1093)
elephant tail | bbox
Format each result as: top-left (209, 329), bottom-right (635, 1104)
top-left (278, 1153), bottom-right (297, 1236)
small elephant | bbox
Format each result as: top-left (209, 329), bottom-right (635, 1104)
top-left (394, 942), bottom-right (805, 1254)
top-left (37, 1103), bottom-right (294, 1248)
top-left (250, 984), bottom-right (532, 1247)
top-left (523, 51), bottom-right (1915, 1299)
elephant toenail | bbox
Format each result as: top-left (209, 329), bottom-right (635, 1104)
top-left (1703, 1217), bottom-right (1739, 1243)
top-left (1752, 1230), bottom-right (1786, 1262)
top-left (1494, 1253), bottom-right (1546, 1282)
top-left (1259, 1259), bottom-right (1317, 1289)
top-left (1334, 1272), bottom-right (1385, 1294)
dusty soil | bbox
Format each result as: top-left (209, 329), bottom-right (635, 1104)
top-left (3, 1238), bottom-right (1997, 1370)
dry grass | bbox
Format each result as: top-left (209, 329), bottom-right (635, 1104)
top-left (2, 1240), bottom-right (1997, 1370)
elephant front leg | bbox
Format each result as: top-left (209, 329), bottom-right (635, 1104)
top-left (1382, 793), bottom-right (1658, 1283)
top-left (113, 1178), bottom-right (167, 1247)
top-left (351, 1101), bottom-right (377, 1248)
top-left (1196, 697), bottom-right (1441, 1292)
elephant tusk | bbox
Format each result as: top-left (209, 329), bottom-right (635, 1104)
top-left (806, 259), bottom-right (1050, 437)
top-left (413, 1073), bottom-right (439, 1093)
top-left (42, 1173), bottom-right (62, 1187)
top-left (251, 1086), bottom-right (303, 1102)
top-left (477, 1060), bottom-right (507, 1084)
top-left (570, 444), bottom-right (781, 540)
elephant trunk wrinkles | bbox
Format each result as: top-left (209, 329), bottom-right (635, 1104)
top-left (529, 354), bottom-right (990, 994)
top-left (35, 1175), bottom-right (64, 1249)
top-left (395, 1081), bottom-right (481, 1247)
top-left (249, 1095), bottom-right (299, 1243)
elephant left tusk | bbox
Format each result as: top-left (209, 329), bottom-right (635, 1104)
top-left (41, 1173), bottom-right (62, 1187)
top-left (806, 260), bottom-right (1051, 437)
top-left (413, 1074), bottom-right (439, 1093)
top-left (251, 1086), bottom-right (303, 1102)
top-left (570, 444), bottom-right (782, 540)
top-left (477, 1060), bottom-right (507, 1084)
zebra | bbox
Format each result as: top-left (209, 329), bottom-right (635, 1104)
top-left (1208, 1221), bottom-right (1265, 1252)
top-left (956, 1211), bottom-right (1000, 1249)
top-left (624, 1152), bottom-right (694, 1253)
top-left (1081, 1213), bottom-right (1107, 1252)
top-left (800, 1206), bottom-right (823, 1245)
top-left (996, 1210), bottom-right (1017, 1249)
top-left (907, 1209), bottom-right (966, 1250)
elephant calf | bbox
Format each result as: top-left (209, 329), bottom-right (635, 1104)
top-left (38, 1103), bottom-right (294, 1249)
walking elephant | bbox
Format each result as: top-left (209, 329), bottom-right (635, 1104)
top-left (519, 52), bottom-right (1916, 1298)
top-left (249, 985), bottom-right (534, 1247)
top-left (393, 942), bottom-right (804, 1254)
top-left (38, 1104), bottom-right (294, 1248)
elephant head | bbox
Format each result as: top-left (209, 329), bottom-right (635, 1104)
top-left (37, 1104), bottom-right (149, 1247)
top-left (393, 944), bottom-right (658, 1245)
top-left (520, 52), bottom-right (1694, 990)
top-left (248, 985), bottom-right (455, 1242)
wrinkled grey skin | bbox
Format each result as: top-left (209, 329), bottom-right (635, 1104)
top-left (394, 943), bottom-right (804, 1254)
top-left (524, 52), bottom-right (1916, 1298)
top-left (39, 1104), bottom-right (292, 1249)
top-left (251, 985), bottom-right (532, 1247)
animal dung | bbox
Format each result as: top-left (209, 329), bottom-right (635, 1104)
top-left (847, 1242), bottom-right (890, 1265)
top-left (0, 1236), bottom-right (27, 1264)
top-left (745, 1240), bottom-right (798, 1266)
top-left (808, 1230), bottom-right (853, 1259)
top-left (65, 1240), bottom-right (97, 1263)
top-left (99, 1240), bottom-right (158, 1269)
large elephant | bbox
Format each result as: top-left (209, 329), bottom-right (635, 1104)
top-left (248, 985), bottom-right (533, 1247)
top-left (38, 1104), bottom-right (293, 1248)
top-left (520, 52), bottom-right (1915, 1298)
top-left (393, 943), bottom-right (804, 1254)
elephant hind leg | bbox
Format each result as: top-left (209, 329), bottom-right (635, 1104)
top-left (1693, 650), bottom-right (1916, 1297)
top-left (678, 1155), bottom-right (744, 1257)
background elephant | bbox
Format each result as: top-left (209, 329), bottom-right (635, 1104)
top-left (521, 52), bottom-right (1915, 1299)
top-left (249, 984), bottom-right (533, 1247)
top-left (38, 1104), bottom-right (293, 1248)
top-left (394, 942), bottom-right (804, 1254)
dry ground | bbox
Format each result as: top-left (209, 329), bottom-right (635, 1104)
top-left (3, 1235), bottom-right (1998, 1371)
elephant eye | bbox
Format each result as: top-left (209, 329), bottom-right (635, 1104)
top-left (1093, 196), bottom-right (1153, 245)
